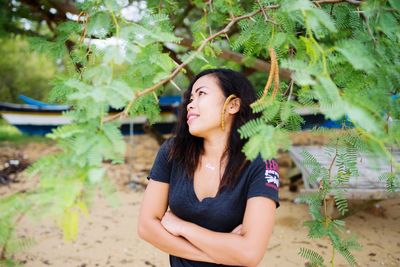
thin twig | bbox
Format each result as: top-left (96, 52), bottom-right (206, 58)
top-left (314, 0), bottom-right (359, 4)
top-left (170, 80), bottom-right (182, 91)
top-left (328, 144), bottom-right (338, 180)
top-left (359, 7), bottom-right (377, 44)
top-left (257, 0), bottom-right (269, 21)
top-left (79, 13), bottom-right (88, 44)
top-left (345, 0), bottom-right (361, 4)
top-left (257, 0), bottom-right (279, 24)
top-left (286, 79), bottom-right (294, 101)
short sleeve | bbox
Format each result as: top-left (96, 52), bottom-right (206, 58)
top-left (247, 157), bottom-right (280, 208)
top-left (147, 138), bottom-right (173, 183)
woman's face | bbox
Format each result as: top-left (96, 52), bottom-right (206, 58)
top-left (186, 74), bottom-right (227, 137)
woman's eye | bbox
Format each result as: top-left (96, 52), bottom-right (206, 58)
top-left (199, 91), bottom-right (205, 96)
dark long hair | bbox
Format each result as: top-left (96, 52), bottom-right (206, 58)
top-left (169, 68), bottom-right (260, 190)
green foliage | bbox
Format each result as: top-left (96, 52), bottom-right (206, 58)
top-left (300, 150), bottom-right (326, 185)
top-left (333, 193), bottom-right (348, 216)
top-left (128, 94), bottom-right (161, 123)
top-left (378, 172), bottom-right (400, 193)
top-left (0, 119), bottom-right (49, 143)
top-left (29, 36), bottom-right (67, 60)
top-left (297, 132), bottom-right (370, 265)
top-left (335, 40), bottom-right (375, 73)
top-left (0, 194), bottom-right (34, 265)
top-left (298, 247), bottom-right (324, 267)
top-left (239, 95), bottom-right (293, 160)
top-left (0, 36), bottom-right (57, 103)
top-left (241, 123), bottom-right (291, 160)
top-left (87, 12), bottom-right (112, 38)
top-left (0, 122), bottom-right (22, 142)
top-left (232, 15), bottom-right (273, 57)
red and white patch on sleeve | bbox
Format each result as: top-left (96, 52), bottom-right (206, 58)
top-left (264, 160), bottom-right (279, 190)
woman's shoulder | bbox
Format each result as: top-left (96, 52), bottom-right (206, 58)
top-left (246, 155), bottom-right (279, 174)
top-left (159, 136), bottom-right (175, 151)
top-left (243, 155), bottom-right (280, 206)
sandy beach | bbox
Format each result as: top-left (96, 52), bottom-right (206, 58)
top-left (1, 134), bottom-right (399, 267)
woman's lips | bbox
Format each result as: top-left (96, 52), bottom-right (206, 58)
top-left (187, 114), bottom-right (199, 124)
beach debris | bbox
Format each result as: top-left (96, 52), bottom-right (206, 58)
top-left (0, 154), bottom-right (30, 185)
top-left (125, 172), bottom-right (149, 191)
top-left (144, 260), bottom-right (156, 267)
top-left (366, 203), bottom-right (387, 218)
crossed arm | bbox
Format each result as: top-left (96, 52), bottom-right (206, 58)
top-left (137, 179), bottom-right (215, 263)
top-left (138, 179), bottom-right (276, 266)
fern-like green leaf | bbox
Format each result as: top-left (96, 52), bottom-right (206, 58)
top-left (237, 118), bottom-right (265, 139)
top-left (298, 247), bottom-right (325, 267)
top-left (333, 193), bottom-right (348, 216)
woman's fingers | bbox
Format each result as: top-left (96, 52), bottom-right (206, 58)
top-left (161, 211), bottom-right (182, 236)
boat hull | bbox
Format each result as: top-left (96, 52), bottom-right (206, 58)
top-left (0, 99), bottom-right (180, 136)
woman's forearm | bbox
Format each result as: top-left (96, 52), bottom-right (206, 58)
top-left (179, 222), bottom-right (260, 267)
top-left (138, 218), bottom-right (217, 263)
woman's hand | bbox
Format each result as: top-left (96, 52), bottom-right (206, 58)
top-left (231, 224), bottom-right (243, 235)
top-left (161, 210), bottom-right (187, 236)
top-left (161, 209), bottom-right (243, 238)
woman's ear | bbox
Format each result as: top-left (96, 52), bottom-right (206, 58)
top-left (227, 98), bottom-right (241, 114)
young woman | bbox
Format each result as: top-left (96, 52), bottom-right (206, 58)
top-left (138, 69), bottom-right (280, 267)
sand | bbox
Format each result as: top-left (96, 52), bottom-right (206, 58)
top-left (0, 134), bottom-right (399, 267)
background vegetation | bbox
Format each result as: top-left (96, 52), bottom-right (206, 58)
top-left (0, 36), bottom-right (57, 103)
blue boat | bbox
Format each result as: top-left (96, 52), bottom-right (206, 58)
top-left (0, 95), bottom-right (182, 136)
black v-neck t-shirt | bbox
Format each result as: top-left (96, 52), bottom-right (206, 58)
top-left (147, 138), bottom-right (280, 267)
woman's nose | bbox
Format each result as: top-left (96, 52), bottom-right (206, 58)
top-left (187, 101), bottom-right (194, 111)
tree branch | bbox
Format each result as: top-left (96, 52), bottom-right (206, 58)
top-left (19, 0), bottom-right (68, 23)
top-left (178, 36), bottom-right (291, 80)
top-left (103, 3), bottom-right (282, 122)
top-left (314, 0), bottom-right (360, 4)
top-left (162, 45), bottom-right (195, 81)
top-left (48, 0), bottom-right (79, 15)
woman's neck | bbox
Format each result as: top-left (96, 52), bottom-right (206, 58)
top-left (202, 132), bottom-right (229, 162)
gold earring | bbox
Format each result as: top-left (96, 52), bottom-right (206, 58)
top-left (221, 94), bottom-right (237, 131)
